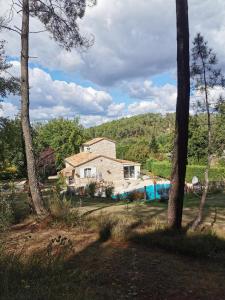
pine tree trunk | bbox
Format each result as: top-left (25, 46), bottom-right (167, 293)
top-left (21, 0), bottom-right (47, 216)
top-left (168, 0), bottom-right (190, 230)
top-left (192, 87), bottom-right (211, 229)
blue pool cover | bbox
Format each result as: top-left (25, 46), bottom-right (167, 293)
top-left (113, 183), bottom-right (171, 201)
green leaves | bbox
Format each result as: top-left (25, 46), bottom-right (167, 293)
top-left (35, 118), bottom-right (86, 170)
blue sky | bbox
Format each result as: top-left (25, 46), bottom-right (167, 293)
top-left (1, 0), bottom-right (225, 127)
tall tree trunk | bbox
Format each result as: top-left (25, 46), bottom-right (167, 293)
top-left (168, 0), bottom-right (190, 230)
top-left (21, 0), bottom-right (47, 216)
top-left (192, 58), bottom-right (211, 229)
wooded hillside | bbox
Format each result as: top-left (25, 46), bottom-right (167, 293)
top-left (86, 113), bottom-right (225, 166)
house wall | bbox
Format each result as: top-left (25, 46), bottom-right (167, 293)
top-left (72, 157), bottom-right (140, 188)
top-left (73, 156), bottom-right (123, 187)
top-left (81, 140), bottom-right (116, 158)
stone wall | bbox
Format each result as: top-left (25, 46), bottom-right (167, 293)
top-left (85, 140), bottom-right (116, 158)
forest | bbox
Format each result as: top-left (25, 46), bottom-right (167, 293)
top-left (1, 111), bottom-right (225, 180)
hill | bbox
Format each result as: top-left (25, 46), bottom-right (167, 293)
top-left (85, 113), bottom-right (175, 164)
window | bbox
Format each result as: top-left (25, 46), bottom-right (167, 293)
top-left (68, 176), bottom-right (74, 184)
top-left (84, 168), bottom-right (92, 178)
top-left (124, 166), bottom-right (135, 179)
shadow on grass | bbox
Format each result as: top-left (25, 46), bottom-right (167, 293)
top-left (2, 223), bottom-right (225, 300)
top-left (129, 227), bottom-right (225, 261)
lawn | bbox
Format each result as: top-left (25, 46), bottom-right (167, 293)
top-left (1, 190), bottom-right (225, 299)
top-left (66, 191), bottom-right (225, 231)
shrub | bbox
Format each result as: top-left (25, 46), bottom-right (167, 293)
top-left (127, 191), bottom-right (145, 202)
top-left (85, 182), bottom-right (97, 198)
top-left (146, 159), bottom-right (225, 183)
top-left (11, 196), bottom-right (31, 223)
top-left (0, 196), bottom-right (13, 231)
top-left (49, 193), bottom-right (72, 220)
top-left (111, 215), bottom-right (138, 241)
top-left (0, 166), bottom-right (18, 180)
top-left (97, 213), bottom-right (139, 242)
top-left (98, 214), bottom-right (116, 241)
top-left (105, 184), bottom-right (114, 198)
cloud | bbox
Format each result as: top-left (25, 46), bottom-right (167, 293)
top-left (2, 0), bottom-right (225, 87)
top-left (0, 102), bottom-right (18, 118)
top-left (9, 61), bottom-right (113, 116)
top-left (107, 102), bottom-right (126, 117)
top-left (126, 80), bottom-right (177, 113)
top-left (128, 101), bottom-right (160, 115)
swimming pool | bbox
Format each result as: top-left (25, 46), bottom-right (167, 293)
top-left (113, 183), bottom-right (171, 201)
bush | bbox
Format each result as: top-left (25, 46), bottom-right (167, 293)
top-left (0, 166), bottom-right (18, 180)
top-left (146, 159), bottom-right (225, 183)
top-left (0, 197), bottom-right (13, 231)
top-left (49, 193), bottom-right (72, 220)
top-left (98, 214), bottom-right (116, 241)
top-left (85, 182), bottom-right (97, 198)
top-left (105, 184), bottom-right (114, 198)
top-left (97, 213), bottom-right (139, 242)
top-left (127, 191), bottom-right (145, 202)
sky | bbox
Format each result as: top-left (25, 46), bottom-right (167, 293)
top-left (0, 0), bottom-right (225, 127)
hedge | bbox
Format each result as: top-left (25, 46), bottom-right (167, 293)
top-left (146, 160), bottom-right (225, 183)
top-left (0, 166), bottom-right (18, 181)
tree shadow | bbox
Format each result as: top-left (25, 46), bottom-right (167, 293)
top-left (2, 223), bottom-right (225, 300)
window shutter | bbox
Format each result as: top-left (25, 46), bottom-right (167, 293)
top-left (91, 167), bottom-right (96, 178)
top-left (80, 168), bottom-right (84, 178)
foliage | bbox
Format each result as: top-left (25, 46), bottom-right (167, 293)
top-left (0, 40), bottom-right (20, 100)
top-left (0, 118), bottom-right (26, 178)
top-left (48, 193), bottom-right (72, 220)
top-left (0, 196), bottom-right (13, 231)
top-left (147, 160), bottom-right (225, 183)
top-left (86, 113), bottom-right (175, 165)
top-left (149, 135), bottom-right (159, 154)
top-left (188, 115), bottom-right (208, 164)
top-left (85, 182), bottom-right (97, 198)
top-left (35, 118), bottom-right (86, 170)
top-left (127, 191), bottom-right (145, 202)
top-left (104, 184), bottom-right (114, 198)
top-left (30, 0), bottom-right (96, 51)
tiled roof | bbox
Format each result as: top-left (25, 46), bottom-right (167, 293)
top-left (82, 137), bottom-right (115, 146)
top-left (65, 152), bottom-right (141, 168)
top-left (65, 152), bottom-right (99, 167)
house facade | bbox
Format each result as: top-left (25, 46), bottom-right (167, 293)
top-left (60, 137), bottom-right (141, 189)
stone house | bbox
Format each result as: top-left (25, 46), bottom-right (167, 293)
top-left (60, 137), bottom-right (141, 190)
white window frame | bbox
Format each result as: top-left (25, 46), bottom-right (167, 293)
top-left (84, 167), bottom-right (92, 178)
top-left (124, 166), bottom-right (135, 179)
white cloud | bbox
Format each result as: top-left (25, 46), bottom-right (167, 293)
top-left (0, 102), bottom-right (18, 118)
top-left (128, 101), bottom-right (160, 115)
top-left (1, 0), bottom-right (225, 86)
top-left (9, 61), bottom-right (113, 115)
top-left (127, 80), bottom-right (177, 113)
top-left (107, 102), bottom-right (126, 117)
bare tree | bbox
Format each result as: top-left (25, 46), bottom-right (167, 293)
top-left (1, 0), bottom-right (96, 216)
top-left (191, 33), bottom-right (225, 229)
top-left (168, 0), bottom-right (190, 230)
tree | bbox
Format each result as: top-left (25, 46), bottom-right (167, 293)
top-left (1, 0), bottom-right (96, 216)
top-left (0, 117), bottom-right (26, 177)
top-left (0, 37), bottom-right (19, 100)
top-left (149, 135), bottom-right (159, 154)
top-left (191, 33), bottom-right (225, 228)
top-left (35, 118), bottom-right (85, 170)
top-left (188, 115), bottom-right (208, 164)
top-left (168, 0), bottom-right (190, 230)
